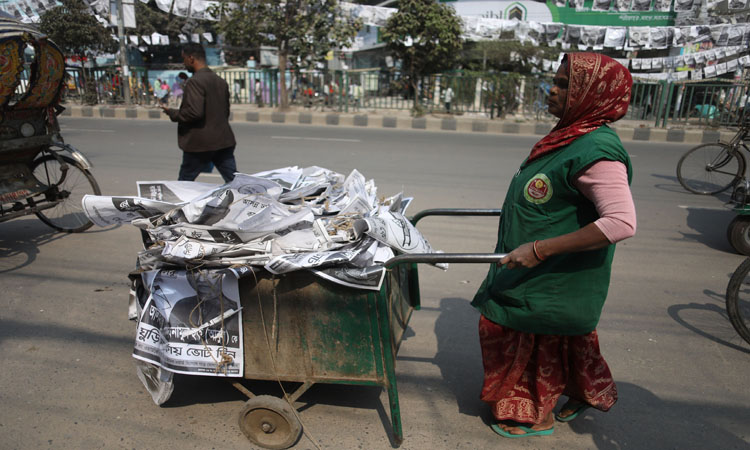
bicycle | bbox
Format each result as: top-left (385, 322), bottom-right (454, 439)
top-left (676, 121), bottom-right (750, 195)
top-left (533, 99), bottom-right (550, 121)
top-left (725, 257), bottom-right (750, 345)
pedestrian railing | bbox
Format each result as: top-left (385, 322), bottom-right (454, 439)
top-left (65, 65), bottom-right (749, 129)
top-left (653, 80), bottom-right (750, 128)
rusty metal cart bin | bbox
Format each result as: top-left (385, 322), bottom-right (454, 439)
top-left (229, 208), bottom-right (503, 449)
top-left (233, 261), bottom-right (418, 448)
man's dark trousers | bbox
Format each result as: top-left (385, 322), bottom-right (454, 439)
top-left (178, 146), bottom-right (236, 182)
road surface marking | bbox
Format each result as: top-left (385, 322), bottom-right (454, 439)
top-left (677, 205), bottom-right (731, 211)
top-left (59, 127), bottom-right (116, 133)
top-left (271, 136), bottom-right (360, 142)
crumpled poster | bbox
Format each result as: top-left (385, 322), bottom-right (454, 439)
top-left (83, 166), bottom-right (441, 291)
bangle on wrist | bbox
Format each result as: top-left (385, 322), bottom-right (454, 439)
top-left (533, 240), bottom-right (546, 261)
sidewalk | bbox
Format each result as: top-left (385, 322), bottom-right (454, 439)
top-left (60, 103), bottom-right (736, 145)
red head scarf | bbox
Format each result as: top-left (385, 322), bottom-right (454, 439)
top-left (528, 52), bottom-right (633, 163)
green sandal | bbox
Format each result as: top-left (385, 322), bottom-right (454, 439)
top-left (491, 423), bottom-right (554, 438)
top-left (555, 402), bottom-right (590, 422)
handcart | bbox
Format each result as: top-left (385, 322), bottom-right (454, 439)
top-left (0, 18), bottom-right (101, 232)
top-left (136, 208), bottom-right (504, 449)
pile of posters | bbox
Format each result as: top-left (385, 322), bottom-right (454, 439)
top-left (83, 166), bottom-right (442, 291)
top-left (84, 167), bottom-right (443, 381)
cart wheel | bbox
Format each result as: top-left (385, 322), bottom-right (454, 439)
top-left (728, 216), bottom-right (750, 255)
top-left (238, 395), bottom-right (302, 449)
top-left (135, 360), bottom-right (174, 406)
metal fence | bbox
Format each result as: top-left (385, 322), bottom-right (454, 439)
top-left (214, 68), bottom-right (556, 119)
top-left (656, 81), bottom-right (749, 128)
top-left (64, 66), bottom-right (750, 129)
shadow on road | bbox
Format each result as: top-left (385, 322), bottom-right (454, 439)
top-left (680, 206), bottom-right (736, 253)
top-left (650, 173), bottom-right (735, 203)
top-left (428, 297), bottom-right (750, 448)
top-left (0, 317), bottom-right (133, 347)
top-left (650, 173), bottom-right (690, 195)
top-left (432, 297), bottom-right (485, 419)
top-left (667, 297), bottom-right (750, 355)
top-left (0, 218), bottom-right (61, 273)
top-left (0, 217), bottom-right (119, 274)
top-left (566, 382), bottom-right (750, 449)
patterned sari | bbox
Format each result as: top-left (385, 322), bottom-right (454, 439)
top-left (480, 53), bottom-right (631, 425)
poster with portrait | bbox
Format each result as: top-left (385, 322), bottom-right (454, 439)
top-left (653, 0), bottom-right (672, 11)
top-left (689, 25), bottom-right (712, 43)
top-left (672, 27), bottom-right (688, 46)
top-left (592, 0), bottom-right (613, 10)
top-left (631, 0), bottom-right (653, 11)
top-left (628, 27), bottom-right (651, 47)
top-left (563, 25), bottom-right (582, 47)
top-left (615, 0), bottom-right (631, 10)
top-left (580, 27), bottom-right (606, 49)
top-left (133, 269), bottom-right (244, 377)
top-left (543, 23), bottom-right (563, 44)
top-left (604, 27), bottom-right (627, 48)
top-left (650, 28), bottom-right (671, 48)
top-left (673, 0), bottom-right (695, 11)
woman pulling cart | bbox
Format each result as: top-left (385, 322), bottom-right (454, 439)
top-left (472, 52), bottom-right (637, 438)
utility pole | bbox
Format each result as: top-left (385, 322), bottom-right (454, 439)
top-left (115, 0), bottom-right (131, 105)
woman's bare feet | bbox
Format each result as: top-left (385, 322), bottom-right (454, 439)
top-left (497, 412), bottom-right (554, 435)
top-left (556, 400), bottom-right (590, 422)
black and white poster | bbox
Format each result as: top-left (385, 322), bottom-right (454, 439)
top-left (673, 0), bottom-right (695, 11)
top-left (133, 269), bottom-right (244, 377)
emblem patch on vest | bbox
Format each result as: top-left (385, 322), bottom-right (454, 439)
top-left (523, 173), bottom-right (553, 204)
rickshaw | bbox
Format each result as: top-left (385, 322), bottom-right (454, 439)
top-left (0, 18), bottom-right (100, 232)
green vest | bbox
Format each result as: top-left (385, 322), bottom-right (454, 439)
top-left (471, 126), bottom-right (633, 335)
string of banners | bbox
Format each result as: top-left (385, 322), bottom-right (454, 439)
top-left (131, 0), bottom-right (750, 52)
top-left (116, 32), bottom-right (215, 46)
top-left (542, 51), bottom-right (750, 81)
top-left (339, 3), bottom-right (750, 51)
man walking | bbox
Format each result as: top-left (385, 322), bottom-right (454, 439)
top-left (161, 43), bottom-right (237, 182)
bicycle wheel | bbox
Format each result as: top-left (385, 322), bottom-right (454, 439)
top-left (31, 154), bottom-right (101, 232)
top-left (726, 257), bottom-right (750, 345)
top-left (676, 143), bottom-right (745, 195)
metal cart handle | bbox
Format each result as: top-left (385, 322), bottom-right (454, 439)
top-left (385, 252), bottom-right (508, 268)
top-left (410, 208), bottom-right (502, 225)
top-left (384, 208), bottom-right (505, 267)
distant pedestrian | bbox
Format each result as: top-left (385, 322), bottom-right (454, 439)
top-left (171, 72), bottom-right (187, 107)
top-left (233, 79), bottom-right (242, 103)
top-left (161, 43), bottom-right (237, 183)
top-left (254, 78), bottom-right (263, 107)
top-left (159, 79), bottom-right (171, 106)
top-left (153, 78), bottom-right (164, 104)
top-left (444, 85), bottom-right (454, 113)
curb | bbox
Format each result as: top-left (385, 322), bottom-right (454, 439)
top-left (62, 105), bottom-right (725, 144)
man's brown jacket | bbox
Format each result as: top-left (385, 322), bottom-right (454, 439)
top-left (165, 68), bottom-right (236, 152)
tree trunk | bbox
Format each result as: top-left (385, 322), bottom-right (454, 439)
top-left (278, 50), bottom-right (288, 111)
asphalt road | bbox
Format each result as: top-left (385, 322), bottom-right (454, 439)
top-left (1, 118), bottom-right (749, 449)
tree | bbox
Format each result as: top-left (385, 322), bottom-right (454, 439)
top-left (39, 0), bottom-right (117, 62)
top-left (210, 0), bottom-right (362, 110)
top-left (39, 0), bottom-right (117, 104)
top-left (380, 0), bottom-right (463, 114)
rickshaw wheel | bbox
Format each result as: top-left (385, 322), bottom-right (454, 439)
top-left (728, 216), bottom-right (750, 256)
top-left (238, 395), bottom-right (302, 449)
top-left (31, 154), bottom-right (101, 232)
